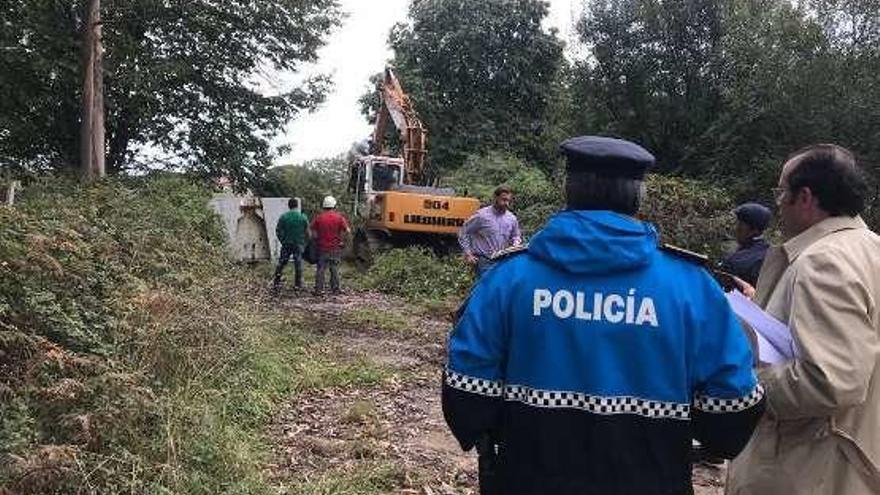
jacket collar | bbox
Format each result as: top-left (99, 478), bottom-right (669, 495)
top-left (740, 236), bottom-right (768, 249)
top-left (753, 215), bottom-right (866, 307)
top-left (782, 215), bottom-right (867, 262)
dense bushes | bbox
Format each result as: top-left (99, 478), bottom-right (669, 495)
top-left (444, 152), bottom-right (735, 257)
top-left (258, 156), bottom-right (351, 218)
top-left (361, 247), bottom-right (472, 301)
top-left (0, 175), bottom-right (298, 494)
top-left (443, 152), bottom-right (562, 235)
top-left (361, 159), bottom-right (737, 302)
top-left (641, 175), bottom-right (735, 259)
top-left (1, 175), bottom-right (224, 351)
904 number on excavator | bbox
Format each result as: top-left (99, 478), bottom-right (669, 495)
top-left (424, 199), bottom-right (451, 211)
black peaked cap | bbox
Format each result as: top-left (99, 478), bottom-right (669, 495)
top-left (560, 136), bottom-right (655, 180)
top-left (734, 202), bottom-right (772, 231)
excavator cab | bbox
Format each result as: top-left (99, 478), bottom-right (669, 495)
top-left (370, 161), bottom-right (402, 192)
top-left (349, 155), bottom-right (405, 218)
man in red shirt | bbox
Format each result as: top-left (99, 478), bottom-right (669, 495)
top-left (309, 195), bottom-right (351, 296)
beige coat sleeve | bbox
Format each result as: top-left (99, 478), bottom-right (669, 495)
top-left (760, 250), bottom-right (879, 419)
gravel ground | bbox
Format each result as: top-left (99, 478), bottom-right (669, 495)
top-left (266, 289), bottom-right (728, 494)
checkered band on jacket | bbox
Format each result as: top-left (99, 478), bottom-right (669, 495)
top-left (694, 384), bottom-right (765, 413)
top-left (505, 384), bottom-right (691, 420)
top-left (445, 370), bottom-right (764, 420)
top-left (444, 369), bottom-right (503, 397)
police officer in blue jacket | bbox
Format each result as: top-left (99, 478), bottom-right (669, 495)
top-left (442, 136), bottom-right (765, 495)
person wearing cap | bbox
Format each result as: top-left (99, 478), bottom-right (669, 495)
top-left (718, 203), bottom-right (772, 287)
top-left (309, 195), bottom-right (351, 296)
top-left (442, 136), bottom-right (764, 495)
top-left (458, 185), bottom-right (522, 277)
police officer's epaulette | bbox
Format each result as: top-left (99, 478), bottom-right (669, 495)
top-left (490, 244), bottom-right (529, 261)
top-left (659, 243), bottom-right (710, 267)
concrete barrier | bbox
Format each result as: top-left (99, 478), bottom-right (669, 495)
top-left (209, 195), bottom-right (301, 262)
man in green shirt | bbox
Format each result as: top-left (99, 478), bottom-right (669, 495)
top-left (273, 198), bottom-right (309, 291)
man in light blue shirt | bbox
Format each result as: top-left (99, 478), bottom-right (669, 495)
top-left (459, 185), bottom-right (522, 276)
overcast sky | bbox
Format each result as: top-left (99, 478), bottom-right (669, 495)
top-left (272, 0), bottom-right (584, 166)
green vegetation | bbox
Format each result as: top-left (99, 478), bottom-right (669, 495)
top-left (360, 247), bottom-right (472, 302)
top-left (641, 175), bottom-right (735, 259)
top-left (0, 176), bottom-right (389, 494)
top-left (1, 1), bottom-right (341, 185)
top-left (297, 354), bottom-right (393, 392)
top-left (443, 152), bottom-right (561, 235)
top-left (258, 156), bottom-right (351, 218)
top-left (574, 0), bottom-right (880, 200)
top-left (360, 0), bottom-right (566, 172)
top-left (343, 307), bottom-right (411, 334)
top-left (363, 0), bottom-right (877, 225)
top-left (287, 462), bottom-right (407, 495)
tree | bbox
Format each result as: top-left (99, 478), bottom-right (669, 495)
top-left (0, 0), bottom-right (341, 187)
top-left (572, 0), bottom-right (880, 214)
top-left (80, 0), bottom-right (105, 180)
top-left (258, 156), bottom-right (351, 218)
top-left (807, 0), bottom-right (880, 169)
top-left (573, 0), bottom-right (727, 174)
top-left (687, 0), bottom-right (828, 183)
top-left (361, 0), bottom-right (567, 174)
top-left (690, 0), bottom-right (880, 203)
top-left (1, 0), bottom-right (82, 174)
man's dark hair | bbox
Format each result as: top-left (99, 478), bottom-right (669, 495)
top-left (288, 198), bottom-right (298, 209)
top-left (565, 172), bottom-right (643, 215)
top-left (785, 144), bottom-right (868, 217)
top-left (494, 185), bottom-right (512, 197)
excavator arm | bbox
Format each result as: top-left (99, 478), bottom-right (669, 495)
top-left (371, 67), bottom-right (428, 185)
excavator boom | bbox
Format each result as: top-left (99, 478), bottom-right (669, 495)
top-left (371, 68), bottom-right (428, 185)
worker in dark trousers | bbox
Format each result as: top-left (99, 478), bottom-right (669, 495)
top-left (309, 195), bottom-right (350, 296)
top-left (273, 198), bottom-right (308, 292)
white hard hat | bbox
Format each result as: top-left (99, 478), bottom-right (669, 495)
top-left (322, 195), bottom-right (337, 209)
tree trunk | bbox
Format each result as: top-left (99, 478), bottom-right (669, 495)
top-left (80, 0), bottom-right (105, 180)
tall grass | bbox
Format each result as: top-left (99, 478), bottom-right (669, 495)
top-left (0, 175), bottom-right (383, 494)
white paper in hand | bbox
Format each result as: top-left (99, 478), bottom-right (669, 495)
top-left (725, 290), bottom-right (794, 364)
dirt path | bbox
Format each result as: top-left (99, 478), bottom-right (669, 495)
top-left (265, 290), bottom-right (726, 494)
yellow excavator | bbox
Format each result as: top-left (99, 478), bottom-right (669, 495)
top-left (349, 67), bottom-right (480, 268)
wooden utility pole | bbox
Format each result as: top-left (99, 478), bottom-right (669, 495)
top-left (80, 0), bottom-right (105, 179)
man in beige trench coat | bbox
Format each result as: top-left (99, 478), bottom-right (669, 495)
top-left (727, 144), bottom-right (880, 494)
